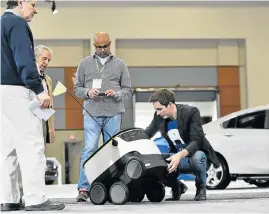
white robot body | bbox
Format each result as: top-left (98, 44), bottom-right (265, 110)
top-left (84, 137), bottom-right (162, 184)
top-left (83, 128), bottom-right (178, 205)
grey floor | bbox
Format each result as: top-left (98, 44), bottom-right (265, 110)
top-left (15, 181), bottom-right (269, 213)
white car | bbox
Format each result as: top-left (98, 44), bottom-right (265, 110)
top-left (203, 104), bottom-right (269, 189)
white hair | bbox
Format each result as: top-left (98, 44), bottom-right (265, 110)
top-left (34, 45), bottom-right (53, 58)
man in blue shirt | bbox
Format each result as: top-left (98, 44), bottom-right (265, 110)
top-left (1, 0), bottom-right (64, 211)
top-left (145, 89), bottom-right (220, 201)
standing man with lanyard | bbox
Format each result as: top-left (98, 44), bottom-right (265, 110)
top-left (0, 0), bottom-right (64, 211)
top-left (74, 32), bottom-right (132, 202)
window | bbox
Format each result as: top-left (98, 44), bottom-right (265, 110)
top-left (236, 110), bottom-right (267, 129)
top-left (222, 117), bottom-right (236, 128)
top-left (222, 110), bottom-right (269, 129)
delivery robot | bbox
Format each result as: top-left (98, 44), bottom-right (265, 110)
top-left (83, 128), bottom-right (179, 205)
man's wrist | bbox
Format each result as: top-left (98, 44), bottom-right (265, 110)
top-left (176, 152), bottom-right (183, 159)
top-left (84, 89), bottom-right (90, 99)
top-left (37, 91), bottom-right (45, 96)
top-left (177, 149), bottom-right (189, 159)
top-left (113, 92), bottom-right (118, 98)
top-left (113, 92), bottom-right (119, 99)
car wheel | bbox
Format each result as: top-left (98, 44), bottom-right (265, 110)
top-left (45, 180), bottom-right (54, 185)
top-left (206, 156), bottom-right (231, 190)
top-left (249, 180), bottom-right (269, 188)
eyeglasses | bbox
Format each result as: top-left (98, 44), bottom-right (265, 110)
top-left (94, 42), bottom-right (111, 49)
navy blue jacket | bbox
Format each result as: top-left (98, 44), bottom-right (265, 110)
top-left (1, 11), bottom-right (44, 95)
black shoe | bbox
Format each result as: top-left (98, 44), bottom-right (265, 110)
top-left (194, 187), bottom-right (206, 201)
top-left (165, 181), bottom-right (188, 201)
top-left (180, 182), bottom-right (188, 194)
top-left (1, 203), bottom-right (25, 212)
top-left (25, 200), bottom-right (65, 211)
top-left (76, 190), bottom-right (89, 202)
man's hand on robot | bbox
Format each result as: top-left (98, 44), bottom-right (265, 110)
top-left (166, 153), bottom-right (181, 174)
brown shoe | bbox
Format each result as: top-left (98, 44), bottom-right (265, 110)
top-left (1, 203), bottom-right (25, 212)
top-left (25, 200), bottom-right (65, 211)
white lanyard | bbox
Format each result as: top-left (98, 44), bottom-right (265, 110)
top-left (95, 59), bottom-right (107, 74)
top-left (42, 79), bottom-right (48, 92)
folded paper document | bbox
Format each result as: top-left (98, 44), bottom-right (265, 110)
top-left (52, 81), bottom-right (67, 96)
top-left (29, 99), bottom-right (55, 121)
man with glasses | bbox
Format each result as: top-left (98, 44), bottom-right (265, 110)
top-left (1, 0), bottom-right (64, 211)
top-left (74, 32), bottom-right (132, 202)
top-left (34, 45), bottom-right (56, 145)
top-left (145, 89), bottom-right (220, 201)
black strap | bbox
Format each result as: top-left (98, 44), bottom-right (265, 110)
top-left (40, 73), bottom-right (46, 80)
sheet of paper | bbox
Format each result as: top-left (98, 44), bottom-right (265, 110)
top-left (92, 79), bottom-right (102, 89)
top-left (29, 100), bottom-right (56, 121)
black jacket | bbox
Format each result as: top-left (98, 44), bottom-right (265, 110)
top-left (145, 104), bottom-right (220, 167)
top-left (1, 12), bottom-right (43, 94)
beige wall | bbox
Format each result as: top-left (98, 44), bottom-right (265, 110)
top-left (33, 39), bottom-right (242, 67)
top-left (116, 39), bottom-right (218, 66)
top-left (2, 4), bottom-right (268, 106)
top-left (34, 39), bottom-right (90, 66)
top-left (23, 4), bottom-right (268, 107)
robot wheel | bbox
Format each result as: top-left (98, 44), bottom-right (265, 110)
top-left (145, 181), bottom-right (165, 202)
top-left (125, 157), bottom-right (145, 180)
top-left (128, 185), bottom-right (145, 202)
top-left (89, 182), bottom-right (108, 205)
top-left (109, 181), bottom-right (130, 205)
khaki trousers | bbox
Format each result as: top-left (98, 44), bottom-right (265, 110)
top-left (42, 120), bottom-right (47, 144)
top-left (18, 120), bottom-right (47, 199)
top-left (0, 85), bottom-right (48, 206)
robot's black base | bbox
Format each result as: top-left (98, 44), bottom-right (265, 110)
top-left (89, 151), bottom-right (179, 205)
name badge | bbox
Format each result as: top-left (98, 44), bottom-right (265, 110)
top-left (92, 79), bottom-right (102, 89)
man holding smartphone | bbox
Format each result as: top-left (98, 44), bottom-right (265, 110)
top-left (74, 32), bottom-right (132, 202)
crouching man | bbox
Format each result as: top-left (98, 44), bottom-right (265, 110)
top-left (145, 89), bottom-right (220, 201)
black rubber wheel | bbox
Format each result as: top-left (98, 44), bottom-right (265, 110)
top-left (206, 155), bottom-right (231, 190)
top-left (129, 192), bottom-right (144, 203)
top-left (145, 181), bottom-right (165, 202)
top-left (125, 157), bottom-right (144, 180)
top-left (89, 182), bottom-right (107, 205)
top-left (45, 180), bottom-right (54, 185)
top-left (129, 186), bottom-right (145, 202)
top-left (109, 181), bottom-right (129, 205)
